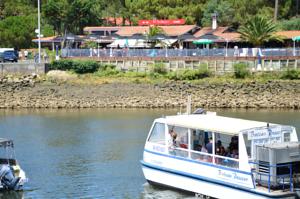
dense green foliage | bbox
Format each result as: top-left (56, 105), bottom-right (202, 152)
top-left (0, 0), bottom-right (300, 48)
top-left (278, 18), bottom-right (300, 30)
top-left (233, 63), bottom-right (250, 79)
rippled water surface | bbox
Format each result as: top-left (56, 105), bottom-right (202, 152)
top-left (0, 109), bottom-right (299, 199)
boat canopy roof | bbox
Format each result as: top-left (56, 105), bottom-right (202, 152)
top-left (0, 138), bottom-right (14, 147)
top-left (164, 114), bottom-right (278, 135)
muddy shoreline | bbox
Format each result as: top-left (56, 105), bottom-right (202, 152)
top-left (0, 75), bottom-right (300, 109)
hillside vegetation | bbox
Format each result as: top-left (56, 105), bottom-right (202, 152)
top-left (0, 0), bottom-right (299, 49)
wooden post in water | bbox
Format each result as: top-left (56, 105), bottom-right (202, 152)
top-left (186, 95), bottom-right (192, 115)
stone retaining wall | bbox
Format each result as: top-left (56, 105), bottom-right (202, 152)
top-left (0, 63), bottom-right (46, 75)
top-left (0, 75), bottom-right (299, 109)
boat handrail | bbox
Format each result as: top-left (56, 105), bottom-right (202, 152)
top-left (249, 161), bottom-right (293, 193)
top-left (171, 146), bottom-right (240, 162)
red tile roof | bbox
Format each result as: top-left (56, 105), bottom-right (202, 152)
top-left (84, 26), bottom-right (121, 32)
top-left (32, 36), bottom-right (58, 42)
top-left (276, 31), bottom-right (300, 39)
top-left (193, 27), bottom-right (229, 38)
top-left (84, 25), bottom-right (198, 37)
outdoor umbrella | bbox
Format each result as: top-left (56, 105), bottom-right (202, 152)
top-left (192, 39), bottom-right (213, 45)
top-left (149, 33), bottom-right (170, 40)
top-left (292, 36), bottom-right (300, 56)
top-left (193, 39), bottom-right (213, 51)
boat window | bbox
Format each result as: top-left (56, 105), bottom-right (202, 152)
top-left (191, 129), bottom-right (212, 152)
top-left (190, 131), bottom-right (239, 168)
top-left (168, 126), bottom-right (188, 149)
top-left (168, 125), bottom-right (189, 158)
top-left (283, 132), bottom-right (290, 142)
top-left (243, 133), bottom-right (251, 157)
top-left (214, 133), bottom-right (239, 159)
top-left (148, 122), bottom-right (165, 145)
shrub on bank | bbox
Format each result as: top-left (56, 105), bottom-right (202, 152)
top-left (49, 60), bottom-right (101, 74)
top-left (94, 64), bottom-right (120, 76)
top-left (280, 69), bottom-right (300, 80)
top-left (233, 63), bottom-right (250, 79)
top-left (167, 67), bottom-right (211, 80)
top-left (152, 62), bottom-right (167, 75)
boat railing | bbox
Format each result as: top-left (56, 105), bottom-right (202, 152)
top-left (170, 146), bottom-right (239, 169)
top-left (249, 161), bottom-right (293, 193)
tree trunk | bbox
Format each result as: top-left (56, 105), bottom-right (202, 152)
top-left (274, 0), bottom-right (279, 21)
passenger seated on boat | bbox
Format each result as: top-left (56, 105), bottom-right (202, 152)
top-left (230, 149), bottom-right (239, 159)
top-left (216, 141), bottom-right (227, 164)
top-left (194, 144), bottom-right (202, 151)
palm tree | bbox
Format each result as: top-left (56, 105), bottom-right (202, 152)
top-left (146, 26), bottom-right (166, 48)
top-left (238, 16), bottom-right (284, 47)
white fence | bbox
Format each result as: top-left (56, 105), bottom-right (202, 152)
top-left (61, 48), bottom-right (300, 58)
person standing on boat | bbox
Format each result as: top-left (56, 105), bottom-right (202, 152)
top-left (206, 137), bottom-right (213, 154)
top-left (169, 129), bottom-right (177, 147)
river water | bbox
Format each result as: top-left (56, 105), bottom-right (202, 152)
top-left (0, 109), bottom-right (299, 199)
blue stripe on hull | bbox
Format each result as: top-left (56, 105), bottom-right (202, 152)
top-left (144, 149), bottom-right (251, 175)
top-left (141, 160), bottom-right (296, 199)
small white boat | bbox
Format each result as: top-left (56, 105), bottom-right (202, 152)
top-left (0, 138), bottom-right (27, 191)
top-left (141, 110), bottom-right (300, 198)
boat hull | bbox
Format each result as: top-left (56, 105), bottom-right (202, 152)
top-left (141, 163), bottom-right (297, 199)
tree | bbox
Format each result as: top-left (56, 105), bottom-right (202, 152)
top-left (67, 0), bottom-right (100, 34)
top-left (0, 15), bottom-right (37, 49)
top-left (43, 0), bottom-right (69, 35)
top-left (201, 0), bottom-right (235, 27)
top-left (238, 16), bottom-right (284, 47)
top-left (278, 17), bottom-right (300, 30)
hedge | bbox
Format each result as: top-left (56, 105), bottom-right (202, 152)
top-left (48, 60), bottom-right (101, 74)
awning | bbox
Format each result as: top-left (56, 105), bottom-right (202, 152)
top-left (107, 39), bottom-right (150, 48)
top-left (292, 36), bottom-right (300, 42)
top-left (155, 39), bottom-right (178, 47)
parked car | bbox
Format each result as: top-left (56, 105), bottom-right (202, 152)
top-left (3, 50), bottom-right (18, 62)
top-left (0, 52), bottom-right (4, 62)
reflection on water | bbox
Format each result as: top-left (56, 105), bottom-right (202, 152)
top-left (0, 108), bottom-right (299, 198)
top-left (141, 183), bottom-right (196, 199)
top-left (0, 191), bottom-right (24, 199)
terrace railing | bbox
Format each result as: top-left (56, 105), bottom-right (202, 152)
top-left (62, 48), bottom-right (300, 58)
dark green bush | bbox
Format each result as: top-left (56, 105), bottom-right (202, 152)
top-left (233, 63), bottom-right (250, 79)
top-left (49, 60), bottom-right (74, 71)
top-left (49, 60), bottom-right (101, 74)
top-left (280, 69), bottom-right (300, 80)
top-left (72, 61), bottom-right (100, 74)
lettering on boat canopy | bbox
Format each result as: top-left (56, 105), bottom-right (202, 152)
top-left (152, 145), bottom-right (165, 153)
top-left (245, 126), bottom-right (282, 140)
top-left (218, 170), bottom-right (250, 185)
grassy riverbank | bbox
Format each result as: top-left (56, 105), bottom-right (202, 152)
top-left (48, 60), bottom-right (300, 85)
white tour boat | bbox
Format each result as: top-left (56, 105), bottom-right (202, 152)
top-left (141, 110), bottom-right (300, 199)
top-left (0, 138), bottom-right (27, 191)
